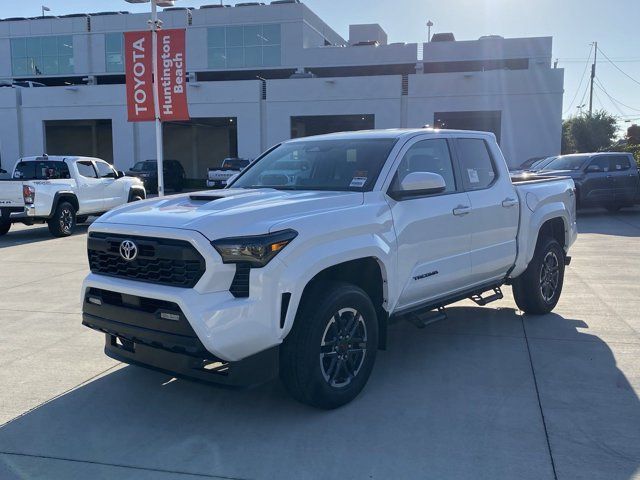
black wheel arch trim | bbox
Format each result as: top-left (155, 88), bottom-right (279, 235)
top-left (48, 191), bottom-right (79, 218)
top-left (128, 187), bottom-right (146, 202)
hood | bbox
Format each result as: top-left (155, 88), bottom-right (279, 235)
top-left (94, 188), bottom-right (364, 239)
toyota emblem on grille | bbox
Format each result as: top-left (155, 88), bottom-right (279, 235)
top-left (119, 240), bottom-right (138, 262)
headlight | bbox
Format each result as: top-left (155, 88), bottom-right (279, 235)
top-left (211, 229), bottom-right (298, 267)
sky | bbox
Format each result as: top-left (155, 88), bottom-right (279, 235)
top-left (6, 0), bottom-right (640, 134)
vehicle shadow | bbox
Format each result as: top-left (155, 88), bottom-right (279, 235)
top-left (0, 223), bottom-right (91, 248)
top-left (0, 308), bottom-right (638, 480)
top-left (577, 207), bottom-right (640, 237)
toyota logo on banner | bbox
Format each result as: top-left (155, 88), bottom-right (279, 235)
top-left (119, 240), bottom-right (138, 262)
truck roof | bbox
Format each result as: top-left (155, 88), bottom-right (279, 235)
top-left (285, 128), bottom-right (497, 143)
top-left (17, 155), bottom-right (98, 163)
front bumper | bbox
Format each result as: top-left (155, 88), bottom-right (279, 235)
top-left (206, 179), bottom-right (227, 188)
top-left (82, 290), bottom-right (279, 387)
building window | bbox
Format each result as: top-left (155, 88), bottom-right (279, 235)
top-left (207, 24), bottom-right (281, 69)
top-left (10, 35), bottom-right (74, 76)
top-left (105, 33), bottom-right (124, 73)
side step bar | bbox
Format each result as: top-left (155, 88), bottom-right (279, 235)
top-left (470, 287), bottom-right (503, 306)
top-left (407, 307), bottom-right (447, 329)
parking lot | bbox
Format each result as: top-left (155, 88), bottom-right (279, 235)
top-left (0, 208), bottom-right (639, 480)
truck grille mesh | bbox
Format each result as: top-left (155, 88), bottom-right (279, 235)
top-left (88, 233), bottom-right (205, 288)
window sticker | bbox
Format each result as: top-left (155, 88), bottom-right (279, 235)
top-left (350, 177), bottom-right (368, 188)
top-left (467, 168), bottom-right (480, 184)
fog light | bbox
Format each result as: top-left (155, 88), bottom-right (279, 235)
top-left (160, 312), bottom-right (180, 321)
top-left (88, 296), bottom-right (102, 306)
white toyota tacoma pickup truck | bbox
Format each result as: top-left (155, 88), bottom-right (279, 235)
top-left (81, 129), bottom-right (576, 409)
top-left (0, 155), bottom-right (145, 237)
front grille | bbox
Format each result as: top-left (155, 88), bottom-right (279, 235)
top-left (88, 233), bottom-right (206, 288)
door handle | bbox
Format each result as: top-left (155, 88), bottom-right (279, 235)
top-left (502, 197), bottom-right (519, 208)
top-left (452, 205), bottom-right (471, 216)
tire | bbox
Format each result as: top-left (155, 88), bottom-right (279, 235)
top-left (0, 221), bottom-right (10, 236)
top-left (280, 281), bottom-right (378, 409)
top-left (129, 194), bottom-right (144, 203)
top-left (76, 216), bottom-right (88, 224)
top-left (47, 202), bottom-right (76, 237)
top-left (512, 237), bottom-right (565, 314)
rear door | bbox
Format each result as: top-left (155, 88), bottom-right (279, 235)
top-left (582, 156), bottom-right (614, 206)
top-left (609, 154), bottom-right (639, 205)
top-left (387, 136), bottom-right (473, 309)
top-left (74, 160), bottom-right (104, 213)
top-left (454, 137), bottom-right (519, 285)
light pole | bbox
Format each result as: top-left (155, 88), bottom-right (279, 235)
top-left (125, 0), bottom-right (175, 197)
top-left (426, 20), bottom-right (433, 43)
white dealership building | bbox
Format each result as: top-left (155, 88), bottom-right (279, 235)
top-left (0, 1), bottom-right (564, 179)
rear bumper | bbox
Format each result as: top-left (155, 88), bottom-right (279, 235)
top-left (83, 310), bottom-right (279, 388)
top-left (1, 205), bottom-right (35, 222)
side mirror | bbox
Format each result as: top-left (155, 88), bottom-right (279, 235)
top-left (116, 170), bottom-right (125, 178)
top-left (586, 165), bottom-right (602, 173)
top-left (389, 172), bottom-right (447, 200)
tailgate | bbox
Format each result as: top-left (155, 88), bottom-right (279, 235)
top-left (0, 182), bottom-right (25, 208)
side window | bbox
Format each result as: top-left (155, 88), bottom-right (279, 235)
top-left (588, 157), bottom-right (611, 172)
top-left (392, 138), bottom-right (456, 194)
top-left (76, 161), bottom-right (98, 178)
top-left (95, 161), bottom-right (116, 178)
top-left (611, 155), bottom-right (631, 171)
top-left (457, 139), bottom-right (497, 190)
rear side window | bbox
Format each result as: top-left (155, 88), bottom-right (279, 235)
top-left (611, 155), bottom-right (631, 171)
top-left (457, 139), bottom-right (497, 190)
top-left (76, 161), bottom-right (97, 178)
top-left (13, 161), bottom-right (70, 180)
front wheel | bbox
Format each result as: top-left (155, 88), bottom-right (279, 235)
top-left (280, 281), bottom-right (378, 409)
top-left (512, 237), bottom-right (565, 314)
top-left (47, 202), bottom-right (76, 237)
top-left (0, 220), bottom-right (10, 236)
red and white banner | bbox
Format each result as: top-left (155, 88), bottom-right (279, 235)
top-left (124, 29), bottom-right (189, 123)
top-left (156, 29), bottom-right (189, 122)
top-left (125, 31), bottom-right (154, 122)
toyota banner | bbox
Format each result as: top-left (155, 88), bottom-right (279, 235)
top-left (124, 29), bottom-right (190, 123)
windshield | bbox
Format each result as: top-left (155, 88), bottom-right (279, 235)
top-left (540, 155), bottom-right (589, 171)
top-left (231, 138), bottom-right (397, 191)
top-left (131, 161), bottom-right (156, 172)
top-left (530, 156), bottom-right (557, 170)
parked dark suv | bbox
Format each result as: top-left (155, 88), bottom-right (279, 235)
top-left (126, 159), bottom-right (185, 193)
top-left (539, 152), bottom-right (640, 211)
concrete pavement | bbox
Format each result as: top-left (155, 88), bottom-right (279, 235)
top-left (0, 208), bottom-right (639, 479)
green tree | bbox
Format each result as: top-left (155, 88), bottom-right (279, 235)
top-left (561, 110), bottom-right (617, 153)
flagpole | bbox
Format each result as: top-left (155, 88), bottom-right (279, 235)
top-left (150, 0), bottom-right (165, 197)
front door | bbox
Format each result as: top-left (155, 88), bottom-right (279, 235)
top-left (74, 160), bottom-right (105, 214)
top-left (582, 156), bottom-right (615, 206)
top-left (94, 160), bottom-right (123, 210)
top-left (387, 137), bottom-right (473, 311)
top-left (454, 137), bottom-right (519, 285)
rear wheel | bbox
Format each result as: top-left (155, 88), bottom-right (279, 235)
top-left (0, 220), bottom-right (10, 236)
top-left (47, 202), bottom-right (76, 237)
top-left (280, 281), bottom-right (378, 409)
top-left (512, 237), bottom-right (565, 314)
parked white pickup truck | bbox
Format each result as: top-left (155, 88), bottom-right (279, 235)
top-left (0, 155), bottom-right (145, 237)
top-left (81, 129), bottom-right (577, 408)
top-left (206, 158), bottom-right (251, 188)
